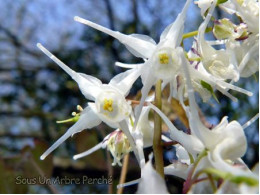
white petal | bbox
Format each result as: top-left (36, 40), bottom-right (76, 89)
top-left (73, 142), bottom-right (103, 160)
top-left (109, 66), bottom-right (143, 96)
top-left (115, 62), bottom-right (144, 69)
top-left (176, 144), bottom-right (190, 165)
top-left (164, 162), bottom-right (189, 180)
top-left (195, 0), bottom-right (214, 17)
top-left (40, 106), bottom-right (101, 160)
top-left (136, 106), bottom-right (154, 148)
top-left (37, 43), bottom-right (102, 101)
top-left (215, 121), bottom-right (247, 160)
top-left (208, 138), bottom-right (256, 178)
top-left (137, 158), bottom-right (169, 194)
top-left (238, 42), bottom-right (259, 76)
top-left (119, 120), bottom-right (141, 166)
top-left (134, 69), bottom-right (156, 127)
top-left (78, 73), bottom-right (102, 86)
top-left (74, 16), bottom-right (156, 59)
top-left (148, 103), bottom-right (204, 155)
top-left (159, 0), bottom-right (192, 48)
top-left (243, 113), bottom-right (259, 129)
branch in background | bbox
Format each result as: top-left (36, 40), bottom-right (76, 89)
top-left (117, 154), bottom-right (129, 194)
top-left (29, 154), bottom-right (60, 194)
top-left (0, 24), bottom-right (40, 57)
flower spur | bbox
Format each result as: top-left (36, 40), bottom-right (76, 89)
top-left (37, 43), bottom-right (142, 163)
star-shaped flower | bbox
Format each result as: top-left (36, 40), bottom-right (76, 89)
top-left (37, 44), bottom-right (142, 162)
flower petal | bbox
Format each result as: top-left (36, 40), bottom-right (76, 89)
top-left (159, 0), bottom-right (192, 48)
top-left (119, 120), bottom-right (141, 166)
top-left (37, 43), bottom-right (102, 101)
top-left (115, 62), bottom-right (144, 69)
top-left (134, 68), bottom-right (156, 127)
top-left (109, 66), bottom-right (143, 96)
top-left (40, 106), bottom-right (101, 160)
top-left (148, 103), bottom-right (204, 155)
top-left (136, 106), bottom-right (154, 148)
top-left (164, 161), bottom-right (189, 180)
top-left (137, 156), bottom-right (169, 194)
top-left (74, 16), bottom-right (156, 59)
top-left (73, 142), bottom-right (104, 160)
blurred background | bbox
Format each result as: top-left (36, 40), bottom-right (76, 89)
top-left (0, 0), bottom-right (258, 193)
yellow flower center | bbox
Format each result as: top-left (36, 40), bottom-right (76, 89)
top-left (237, 0), bottom-right (244, 6)
top-left (159, 53), bottom-right (169, 64)
top-left (103, 98), bottom-right (114, 112)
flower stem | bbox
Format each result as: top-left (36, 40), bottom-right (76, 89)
top-left (182, 27), bottom-right (212, 40)
top-left (207, 173), bottom-right (217, 192)
top-left (153, 79), bottom-right (164, 178)
top-left (117, 154), bottom-right (129, 194)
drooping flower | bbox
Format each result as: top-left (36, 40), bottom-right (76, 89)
top-left (197, 0), bottom-right (240, 81)
top-left (73, 106), bottom-right (154, 166)
top-left (180, 42), bottom-right (258, 181)
top-left (37, 43), bottom-right (142, 162)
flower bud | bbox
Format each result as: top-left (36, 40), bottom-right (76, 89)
top-left (106, 130), bottom-right (131, 166)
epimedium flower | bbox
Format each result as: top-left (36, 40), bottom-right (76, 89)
top-left (74, 129), bottom-right (132, 166)
top-left (74, 0), bottom-right (192, 124)
top-left (146, 47), bottom-right (258, 193)
top-left (197, 0), bottom-right (240, 81)
top-left (196, 0), bottom-right (258, 92)
top-left (227, 0), bottom-right (259, 34)
top-left (225, 33), bottom-right (259, 79)
top-left (73, 106), bottom-right (154, 166)
top-left (37, 43), bottom-right (142, 162)
top-left (180, 44), bottom-right (258, 181)
top-left (146, 49), bottom-right (257, 189)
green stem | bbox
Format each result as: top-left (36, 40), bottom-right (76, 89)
top-left (153, 79), bottom-right (164, 178)
top-left (207, 173), bottom-right (217, 192)
top-left (182, 27), bottom-right (212, 40)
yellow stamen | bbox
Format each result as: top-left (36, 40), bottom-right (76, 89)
top-left (159, 53), bottom-right (169, 64)
top-left (103, 98), bottom-right (114, 112)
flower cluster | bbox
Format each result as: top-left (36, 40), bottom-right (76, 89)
top-left (37, 0), bottom-right (258, 193)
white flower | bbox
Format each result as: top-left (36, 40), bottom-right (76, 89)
top-left (73, 106), bottom-right (154, 166)
top-left (136, 154), bottom-right (169, 194)
top-left (74, 129), bottom-right (131, 166)
top-left (197, 0), bottom-right (240, 81)
top-left (227, 0), bottom-right (259, 34)
top-left (180, 41), bottom-right (258, 180)
top-left (74, 0), bottom-right (192, 124)
top-left (37, 43), bottom-right (141, 162)
top-left (195, 0), bottom-right (214, 17)
top-left (226, 36), bottom-right (259, 78)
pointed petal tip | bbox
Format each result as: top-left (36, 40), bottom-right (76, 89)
top-left (40, 155), bottom-right (45, 160)
top-left (36, 43), bottom-right (42, 48)
top-left (73, 155), bottom-right (78, 160)
top-left (74, 16), bottom-right (80, 22)
top-left (74, 16), bottom-right (90, 25)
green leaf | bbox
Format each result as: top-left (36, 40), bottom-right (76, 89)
top-left (200, 80), bottom-right (219, 103)
top-left (217, 0), bottom-right (228, 5)
top-left (202, 168), bottom-right (259, 186)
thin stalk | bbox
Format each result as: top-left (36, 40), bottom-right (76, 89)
top-left (106, 150), bottom-right (114, 194)
top-left (117, 154), bottom-right (130, 194)
top-left (207, 173), bottom-right (217, 192)
top-left (153, 79), bottom-right (164, 178)
top-left (29, 155), bottom-right (59, 194)
top-left (182, 27), bottom-right (212, 40)
top-left (183, 149), bottom-right (208, 193)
